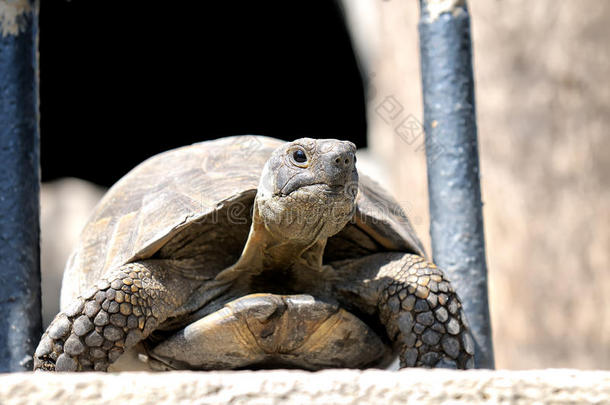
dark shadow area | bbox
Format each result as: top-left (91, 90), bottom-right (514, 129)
top-left (39, 1), bottom-right (366, 187)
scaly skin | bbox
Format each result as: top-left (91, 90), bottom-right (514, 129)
top-left (378, 254), bottom-right (474, 368)
top-left (333, 252), bottom-right (475, 369)
top-left (34, 261), bottom-right (197, 371)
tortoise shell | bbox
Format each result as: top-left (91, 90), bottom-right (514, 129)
top-left (61, 135), bottom-right (425, 309)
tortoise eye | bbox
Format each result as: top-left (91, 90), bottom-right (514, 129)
top-left (292, 149), bottom-right (307, 163)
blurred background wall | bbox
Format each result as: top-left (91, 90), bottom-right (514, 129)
top-left (40, 1), bottom-right (609, 369)
top-left (40, 179), bottom-right (104, 327)
top-left (341, 0), bottom-right (610, 369)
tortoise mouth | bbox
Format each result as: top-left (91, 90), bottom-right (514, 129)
top-left (263, 182), bottom-right (357, 242)
top-left (284, 183), bottom-right (351, 198)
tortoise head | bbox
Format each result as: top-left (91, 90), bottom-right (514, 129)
top-left (255, 138), bottom-right (358, 244)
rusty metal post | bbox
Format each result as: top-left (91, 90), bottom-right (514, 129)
top-left (418, 0), bottom-right (494, 368)
top-left (0, 0), bottom-right (41, 371)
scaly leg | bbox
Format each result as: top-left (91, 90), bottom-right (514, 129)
top-left (332, 252), bottom-right (475, 369)
top-left (34, 260), bottom-right (200, 371)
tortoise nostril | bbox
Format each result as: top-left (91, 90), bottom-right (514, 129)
top-left (331, 151), bottom-right (355, 170)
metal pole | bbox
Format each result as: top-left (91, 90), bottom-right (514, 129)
top-left (0, 0), bottom-right (41, 371)
top-left (418, 0), bottom-right (494, 368)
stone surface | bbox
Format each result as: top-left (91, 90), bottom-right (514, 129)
top-left (0, 369), bottom-right (608, 404)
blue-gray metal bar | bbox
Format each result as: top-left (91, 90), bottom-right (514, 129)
top-left (418, 0), bottom-right (494, 369)
top-left (0, 0), bottom-right (41, 371)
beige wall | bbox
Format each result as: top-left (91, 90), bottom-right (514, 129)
top-left (342, 0), bottom-right (610, 369)
top-left (40, 179), bottom-right (104, 327)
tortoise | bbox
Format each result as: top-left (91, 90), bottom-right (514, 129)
top-left (34, 135), bottom-right (474, 371)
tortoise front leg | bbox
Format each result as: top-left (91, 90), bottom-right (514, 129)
top-left (34, 260), bottom-right (199, 371)
top-left (332, 252), bottom-right (475, 369)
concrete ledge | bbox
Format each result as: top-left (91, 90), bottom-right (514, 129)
top-left (1, 369), bottom-right (609, 404)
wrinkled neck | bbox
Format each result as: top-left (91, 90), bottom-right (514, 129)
top-left (214, 203), bottom-right (326, 282)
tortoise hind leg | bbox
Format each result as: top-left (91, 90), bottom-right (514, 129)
top-left (331, 252), bottom-right (475, 369)
top-left (34, 260), bottom-right (197, 371)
